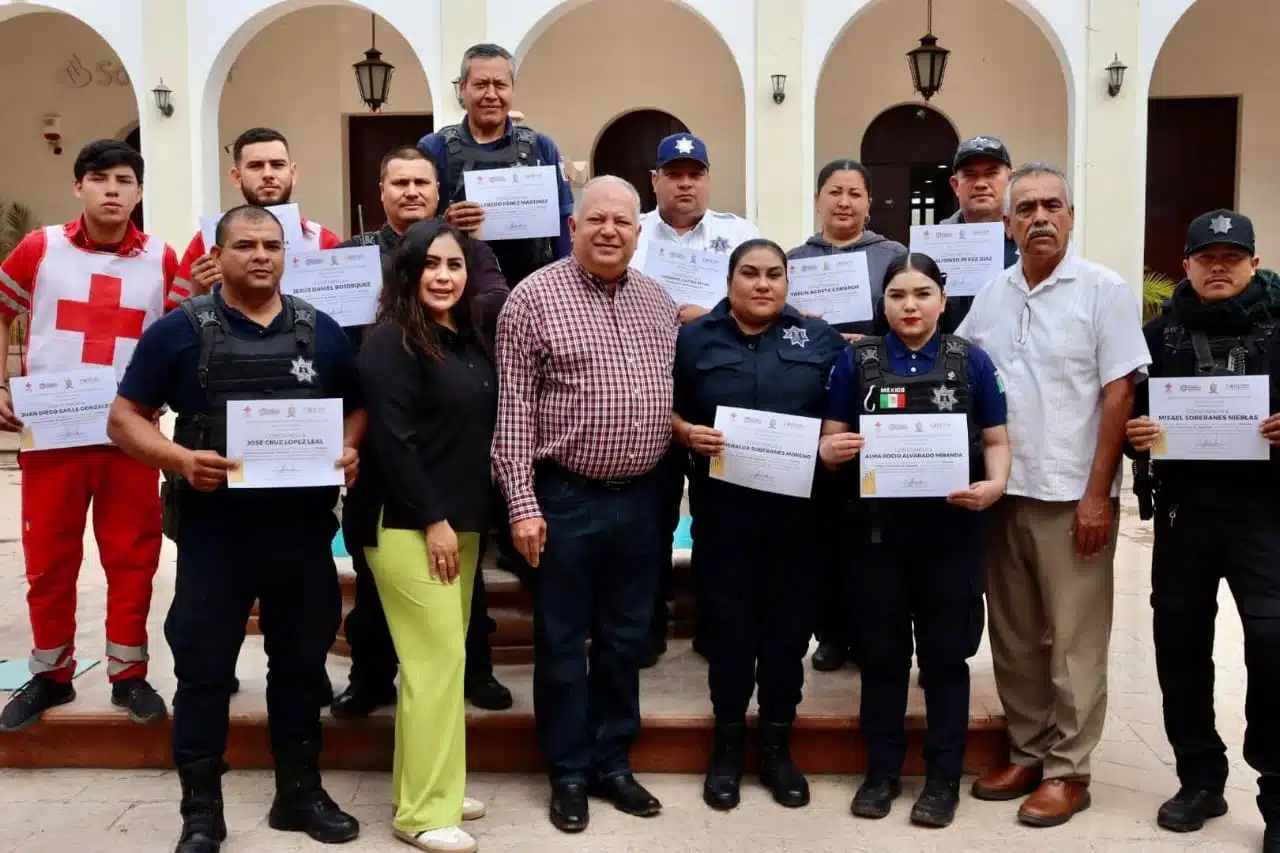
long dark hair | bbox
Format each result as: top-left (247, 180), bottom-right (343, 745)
top-left (380, 219), bottom-right (487, 362)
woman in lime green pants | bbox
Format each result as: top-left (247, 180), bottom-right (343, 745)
top-left (347, 219), bottom-right (501, 853)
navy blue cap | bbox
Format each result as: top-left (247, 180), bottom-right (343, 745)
top-left (1185, 209), bottom-right (1256, 257)
top-left (655, 133), bottom-right (710, 169)
top-left (953, 135), bottom-right (1011, 171)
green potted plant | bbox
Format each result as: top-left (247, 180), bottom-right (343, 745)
top-left (0, 199), bottom-right (37, 349)
top-left (1142, 268), bottom-right (1177, 324)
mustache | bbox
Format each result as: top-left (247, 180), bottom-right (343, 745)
top-left (1028, 225), bottom-right (1057, 239)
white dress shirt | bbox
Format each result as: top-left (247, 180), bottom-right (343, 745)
top-left (957, 255), bottom-right (1151, 502)
top-left (631, 208), bottom-right (760, 276)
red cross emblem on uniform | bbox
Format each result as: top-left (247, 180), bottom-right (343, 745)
top-left (55, 273), bottom-right (147, 365)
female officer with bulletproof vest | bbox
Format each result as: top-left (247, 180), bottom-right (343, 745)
top-left (672, 238), bottom-right (844, 812)
top-left (1125, 210), bottom-right (1280, 852)
top-left (819, 253), bottom-right (1010, 829)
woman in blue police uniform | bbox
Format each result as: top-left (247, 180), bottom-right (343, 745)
top-left (672, 238), bottom-right (845, 811)
top-left (819, 253), bottom-right (1010, 828)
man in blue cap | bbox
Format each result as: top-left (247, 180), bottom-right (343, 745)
top-left (631, 132), bottom-right (759, 667)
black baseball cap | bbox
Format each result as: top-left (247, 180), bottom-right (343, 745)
top-left (1184, 209), bottom-right (1256, 257)
top-left (953, 135), bottom-right (1011, 171)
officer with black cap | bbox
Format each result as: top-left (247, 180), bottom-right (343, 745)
top-left (107, 204), bottom-right (365, 852)
top-left (1125, 209), bottom-right (1280, 853)
top-left (939, 135), bottom-right (1019, 330)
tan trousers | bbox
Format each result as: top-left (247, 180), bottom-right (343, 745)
top-left (986, 496), bottom-right (1118, 783)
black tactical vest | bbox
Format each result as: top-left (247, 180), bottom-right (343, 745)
top-left (441, 123), bottom-right (555, 286)
top-left (172, 294), bottom-right (327, 457)
top-left (854, 334), bottom-right (986, 485)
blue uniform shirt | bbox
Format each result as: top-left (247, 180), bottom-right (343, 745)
top-left (118, 289), bottom-right (362, 418)
top-left (675, 299), bottom-right (846, 428)
top-left (418, 119), bottom-right (575, 260)
top-left (825, 331), bottom-right (1007, 429)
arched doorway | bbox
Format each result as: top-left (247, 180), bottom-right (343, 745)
top-left (592, 110), bottom-right (689, 213)
top-left (859, 105), bottom-right (959, 246)
top-left (123, 126), bottom-right (144, 230)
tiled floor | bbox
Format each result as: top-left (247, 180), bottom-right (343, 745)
top-left (0, 460), bottom-right (1267, 852)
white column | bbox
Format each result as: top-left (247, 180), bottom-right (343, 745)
top-left (754, 0), bottom-right (806, 246)
top-left (438, 0), bottom-right (487, 128)
top-left (138, 0), bottom-right (197, 248)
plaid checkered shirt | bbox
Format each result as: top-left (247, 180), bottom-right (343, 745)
top-left (493, 256), bottom-right (679, 523)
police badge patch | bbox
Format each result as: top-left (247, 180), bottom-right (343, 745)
top-left (931, 384), bottom-right (958, 411)
top-left (781, 326), bottom-right (809, 348)
top-left (290, 356), bottom-right (317, 385)
top-left (709, 236), bottom-right (731, 253)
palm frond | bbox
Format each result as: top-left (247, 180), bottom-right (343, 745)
top-left (1141, 269), bottom-right (1177, 324)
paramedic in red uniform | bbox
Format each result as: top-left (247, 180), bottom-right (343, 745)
top-left (0, 139), bottom-right (180, 731)
top-left (174, 127), bottom-right (340, 297)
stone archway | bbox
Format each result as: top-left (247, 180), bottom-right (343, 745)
top-left (592, 109), bottom-right (689, 213)
top-left (858, 104), bottom-right (959, 245)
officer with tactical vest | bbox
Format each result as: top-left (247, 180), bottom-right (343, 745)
top-left (820, 252), bottom-right (1010, 829)
top-left (1125, 210), bottom-right (1280, 853)
top-left (417, 42), bottom-right (574, 289)
top-left (107, 204), bottom-right (366, 853)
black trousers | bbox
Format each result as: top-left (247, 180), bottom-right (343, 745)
top-left (855, 505), bottom-right (985, 782)
top-left (342, 515), bottom-right (496, 691)
top-left (168, 507), bottom-right (341, 765)
top-left (1152, 496), bottom-right (1280, 822)
top-left (814, 489), bottom-right (855, 654)
top-left (696, 484), bottom-right (821, 723)
top-left (649, 444), bottom-right (689, 642)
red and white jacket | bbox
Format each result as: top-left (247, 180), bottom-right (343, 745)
top-left (174, 216), bottom-right (341, 297)
top-left (0, 218), bottom-right (180, 382)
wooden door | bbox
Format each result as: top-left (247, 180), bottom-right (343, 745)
top-left (347, 113), bottom-right (435, 236)
top-left (1144, 97), bottom-right (1238, 281)
top-left (859, 105), bottom-right (959, 246)
top-left (592, 110), bottom-right (689, 213)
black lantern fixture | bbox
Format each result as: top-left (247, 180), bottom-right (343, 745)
top-left (1106, 53), bottom-right (1127, 97)
top-left (352, 14), bottom-right (394, 112)
top-left (907, 0), bottom-right (949, 101)
top-left (151, 79), bottom-right (174, 118)
top-left (770, 73), bottom-right (787, 104)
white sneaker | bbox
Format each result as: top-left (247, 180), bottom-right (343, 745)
top-left (462, 796), bottom-right (486, 821)
top-left (394, 825), bottom-right (477, 853)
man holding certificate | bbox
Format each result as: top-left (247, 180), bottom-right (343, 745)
top-left (819, 253), bottom-right (1009, 828)
top-left (108, 205), bottom-right (365, 852)
top-left (1124, 209), bottom-right (1280, 853)
top-left (672, 238), bottom-right (844, 812)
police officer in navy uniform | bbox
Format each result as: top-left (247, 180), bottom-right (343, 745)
top-left (418, 43), bottom-right (574, 288)
top-left (820, 253), bottom-right (1010, 828)
top-left (107, 205), bottom-right (365, 853)
top-left (1125, 210), bottom-right (1280, 853)
top-left (672, 238), bottom-right (845, 811)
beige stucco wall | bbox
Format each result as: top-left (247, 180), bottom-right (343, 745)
top-left (516, 0), bottom-right (747, 215)
top-left (1148, 0), bottom-right (1280, 263)
top-left (816, 0), bottom-right (1070, 176)
top-left (0, 12), bottom-right (139, 228)
top-left (216, 6), bottom-right (433, 238)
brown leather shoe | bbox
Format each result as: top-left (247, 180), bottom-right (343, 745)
top-left (971, 763), bottom-right (1043, 801)
top-left (1017, 779), bottom-right (1091, 827)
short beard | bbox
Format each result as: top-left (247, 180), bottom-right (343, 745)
top-left (243, 183), bottom-right (292, 206)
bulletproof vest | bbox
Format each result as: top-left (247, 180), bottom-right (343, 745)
top-left (441, 123), bottom-right (554, 286)
top-left (172, 294), bottom-right (326, 458)
top-left (854, 334), bottom-right (986, 485)
top-left (1161, 320), bottom-right (1274, 377)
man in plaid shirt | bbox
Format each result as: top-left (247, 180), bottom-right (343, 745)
top-left (493, 176), bottom-right (679, 834)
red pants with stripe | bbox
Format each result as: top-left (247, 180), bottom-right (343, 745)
top-left (20, 446), bottom-right (162, 683)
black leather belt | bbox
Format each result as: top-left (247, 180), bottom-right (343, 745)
top-left (535, 461), bottom-right (641, 491)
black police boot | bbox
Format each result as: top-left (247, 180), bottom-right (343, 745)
top-left (267, 742), bottom-right (360, 844)
top-left (174, 758), bottom-right (227, 853)
top-left (758, 720), bottom-right (809, 807)
top-left (465, 672), bottom-right (514, 711)
top-left (851, 774), bottom-right (902, 819)
top-left (330, 682), bottom-right (396, 719)
top-left (811, 642), bottom-right (847, 672)
top-left (111, 677), bottom-right (168, 724)
top-left (702, 720), bottom-right (746, 810)
top-left (910, 778), bottom-right (960, 827)
top-left (0, 675), bottom-right (74, 732)
top-left (1265, 822), bottom-right (1280, 853)
top-left (1157, 786), bottom-right (1228, 832)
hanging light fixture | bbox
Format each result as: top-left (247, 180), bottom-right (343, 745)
top-left (907, 0), bottom-right (950, 101)
top-left (352, 14), bottom-right (394, 112)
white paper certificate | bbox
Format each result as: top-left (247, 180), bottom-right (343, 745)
top-left (786, 253), bottom-right (873, 325)
top-left (1148, 375), bottom-right (1271, 461)
top-left (225, 398), bottom-right (345, 489)
top-left (201, 203), bottom-right (306, 251)
top-left (463, 165), bottom-right (560, 241)
top-left (859, 413), bottom-right (971, 498)
top-left (644, 243), bottom-right (728, 309)
top-left (281, 246), bottom-right (382, 327)
top-left (11, 367), bottom-right (117, 451)
top-left (909, 223), bottom-right (1006, 297)
top-left (708, 406), bottom-right (822, 498)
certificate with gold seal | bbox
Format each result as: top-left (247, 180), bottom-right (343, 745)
top-left (859, 413), bottom-right (970, 498)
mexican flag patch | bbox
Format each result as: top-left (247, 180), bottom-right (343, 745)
top-left (879, 391), bottom-right (906, 409)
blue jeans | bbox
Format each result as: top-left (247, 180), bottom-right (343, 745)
top-left (532, 466), bottom-right (663, 784)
